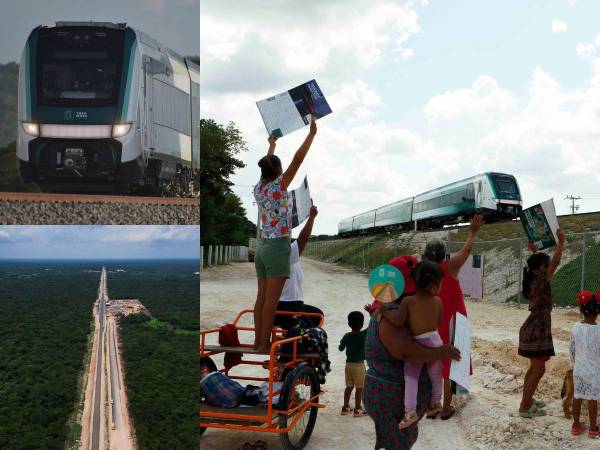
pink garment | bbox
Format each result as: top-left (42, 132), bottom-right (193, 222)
top-left (404, 331), bottom-right (443, 412)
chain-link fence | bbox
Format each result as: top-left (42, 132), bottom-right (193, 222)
top-left (305, 231), bottom-right (600, 306)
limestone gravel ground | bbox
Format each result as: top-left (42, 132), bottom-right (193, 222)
top-left (0, 201), bottom-right (199, 224)
top-left (201, 259), bottom-right (598, 450)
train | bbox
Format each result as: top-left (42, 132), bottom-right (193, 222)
top-left (17, 22), bottom-right (199, 193)
top-left (338, 172), bottom-right (522, 236)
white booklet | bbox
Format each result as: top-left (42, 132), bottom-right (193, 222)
top-left (256, 79), bottom-right (332, 138)
top-left (449, 312), bottom-right (472, 390)
top-left (290, 176), bottom-right (311, 229)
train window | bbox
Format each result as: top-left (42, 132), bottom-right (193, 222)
top-left (37, 28), bottom-right (125, 106)
top-left (493, 177), bottom-right (518, 194)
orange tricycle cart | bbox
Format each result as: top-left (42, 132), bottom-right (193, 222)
top-left (200, 309), bottom-right (326, 450)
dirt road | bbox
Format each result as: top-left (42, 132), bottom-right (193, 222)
top-left (201, 258), bottom-right (597, 450)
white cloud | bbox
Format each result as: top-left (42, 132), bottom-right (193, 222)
top-left (201, 1), bottom-right (421, 93)
top-left (101, 226), bottom-right (198, 243)
top-left (400, 48), bottom-right (415, 60)
top-left (595, 33), bottom-right (600, 47)
top-left (424, 75), bottom-right (517, 124)
top-left (576, 42), bottom-right (596, 59)
top-left (551, 20), bottom-right (567, 32)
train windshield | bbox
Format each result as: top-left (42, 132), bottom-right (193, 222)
top-left (492, 175), bottom-right (519, 195)
top-left (37, 28), bottom-right (124, 106)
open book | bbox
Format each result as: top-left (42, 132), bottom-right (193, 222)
top-left (256, 79), bottom-right (332, 138)
top-left (519, 198), bottom-right (559, 250)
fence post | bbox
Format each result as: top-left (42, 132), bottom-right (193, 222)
top-left (581, 232), bottom-right (587, 291)
top-left (217, 245), bottom-right (222, 265)
top-left (207, 246), bottom-right (213, 268)
top-left (200, 246), bottom-right (203, 271)
top-left (517, 240), bottom-right (523, 308)
top-left (362, 238), bottom-right (366, 272)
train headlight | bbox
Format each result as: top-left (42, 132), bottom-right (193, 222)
top-left (22, 122), bottom-right (39, 137)
top-left (112, 123), bottom-right (132, 138)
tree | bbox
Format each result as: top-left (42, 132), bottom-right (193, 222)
top-left (200, 119), bottom-right (256, 245)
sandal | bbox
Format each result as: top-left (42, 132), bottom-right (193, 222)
top-left (519, 402), bottom-right (546, 419)
top-left (353, 407), bottom-right (367, 417)
top-left (588, 427), bottom-right (600, 439)
top-left (399, 410), bottom-right (419, 429)
top-left (441, 406), bottom-right (456, 420)
top-left (426, 402), bottom-right (443, 419)
top-left (341, 406), bottom-right (352, 416)
top-left (572, 422), bottom-right (585, 436)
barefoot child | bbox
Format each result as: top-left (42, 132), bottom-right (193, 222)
top-left (381, 261), bottom-right (445, 428)
top-left (569, 290), bottom-right (600, 438)
top-left (339, 311), bottom-right (368, 417)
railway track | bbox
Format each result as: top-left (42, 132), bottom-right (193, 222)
top-left (0, 192), bottom-right (199, 206)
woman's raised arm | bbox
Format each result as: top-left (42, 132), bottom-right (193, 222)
top-left (281, 116), bottom-right (317, 190)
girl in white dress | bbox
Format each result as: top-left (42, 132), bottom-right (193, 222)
top-left (570, 290), bottom-right (600, 438)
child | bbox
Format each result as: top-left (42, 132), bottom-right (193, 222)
top-left (518, 229), bottom-right (565, 418)
top-left (382, 260), bottom-right (445, 428)
top-left (339, 311), bottom-right (368, 417)
top-left (569, 290), bottom-right (600, 438)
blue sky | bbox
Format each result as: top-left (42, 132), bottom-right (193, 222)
top-left (0, 226), bottom-right (200, 259)
top-left (201, 0), bottom-right (600, 234)
top-left (0, 0), bottom-right (198, 63)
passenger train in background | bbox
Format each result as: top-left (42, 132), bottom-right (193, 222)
top-left (17, 22), bottom-right (199, 193)
top-left (338, 172), bottom-right (522, 236)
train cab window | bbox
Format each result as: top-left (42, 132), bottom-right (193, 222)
top-left (493, 176), bottom-right (518, 195)
top-left (37, 28), bottom-right (125, 106)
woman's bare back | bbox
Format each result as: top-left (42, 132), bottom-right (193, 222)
top-left (406, 295), bottom-right (442, 336)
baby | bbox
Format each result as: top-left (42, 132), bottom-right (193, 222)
top-left (381, 260), bottom-right (444, 428)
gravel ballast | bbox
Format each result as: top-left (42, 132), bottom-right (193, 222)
top-left (0, 201), bottom-right (199, 224)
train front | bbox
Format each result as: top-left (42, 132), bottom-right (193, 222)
top-left (487, 172), bottom-right (522, 218)
top-left (17, 23), bottom-right (141, 190)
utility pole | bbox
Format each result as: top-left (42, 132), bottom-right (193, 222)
top-left (565, 195), bottom-right (581, 215)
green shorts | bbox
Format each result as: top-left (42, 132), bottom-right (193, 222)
top-left (255, 238), bottom-right (291, 279)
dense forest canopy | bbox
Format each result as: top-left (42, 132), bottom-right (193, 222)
top-left (0, 261), bottom-right (97, 449)
top-left (200, 118), bottom-right (256, 246)
top-left (109, 260), bottom-right (199, 449)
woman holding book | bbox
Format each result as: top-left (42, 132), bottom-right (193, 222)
top-left (252, 116), bottom-right (317, 352)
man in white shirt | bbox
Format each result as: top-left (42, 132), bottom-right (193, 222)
top-left (274, 203), bottom-right (323, 329)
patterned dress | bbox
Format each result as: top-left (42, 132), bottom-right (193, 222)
top-left (518, 276), bottom-right (555, 358)
top-left (363, 312), bottom-right (432, 450)
top-left (253, 175), bottom-right (291, 239)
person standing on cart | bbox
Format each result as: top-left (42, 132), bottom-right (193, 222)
top-left (253, 116), bottom-right (318, 352)
top-left (274, 201), bottom-right (324, 329)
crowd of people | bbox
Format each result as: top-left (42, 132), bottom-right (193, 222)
top-left (250, 118), bottom-right (600, 449)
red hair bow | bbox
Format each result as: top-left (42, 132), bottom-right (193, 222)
top-left (576, 290), bottom-right (593, 305)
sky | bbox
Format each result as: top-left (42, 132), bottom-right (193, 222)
top-left (0, 0), bottom-right (199, 63)
top-left (201, 0), bottom-right (600, 235)
top-left (0, 226), bottom-right (200, 259)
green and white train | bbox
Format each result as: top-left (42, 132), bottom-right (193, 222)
top-left (338, 172), bottom-right (522, 236)
top-left (17, 22), bottom-right (199, 193)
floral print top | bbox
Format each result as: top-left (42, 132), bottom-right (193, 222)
top-left (253, 175), bottom-right (291, 239)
